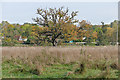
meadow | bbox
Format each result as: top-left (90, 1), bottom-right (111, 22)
top-left (2, 46), bottom-right (119, 78)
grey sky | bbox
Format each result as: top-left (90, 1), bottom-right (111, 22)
top-left (1, 2), bottom-right (118, 25)
top-left (0, 0), bottom-right (119, 2)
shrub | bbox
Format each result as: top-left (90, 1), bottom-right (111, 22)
top-left (2, 38), bottom-right (15, 46)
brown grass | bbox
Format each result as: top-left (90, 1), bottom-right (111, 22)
top-left (2, 46), bottom-right (118, 63)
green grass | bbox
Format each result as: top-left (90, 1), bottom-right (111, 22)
top-left (2, 59), bottom-right (118, 78)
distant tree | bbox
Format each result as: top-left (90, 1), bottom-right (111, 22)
top-left (2, 23), bottom-right (19, 46)
top-left (20, 23), bottom-right (33, 37)
top-left (33, 7), bottom-right (78, 46)
top-left (96, 22), bottom-right (110, 45)
top-left (92, 31), bottom-right (97, 42)
top-left (96, 27), bottom-right (106, 45)
top-left (29, 26), bottom-right (45, 45)
top-left (78, 20), bottom-right (96, 43)
top-left (110, 20), bottom-right (118, 44)
top-left (3, 24), bottom-right (15, 39)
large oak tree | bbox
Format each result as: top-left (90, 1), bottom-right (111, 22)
top-left (33, 7), bottom-right (78, 46)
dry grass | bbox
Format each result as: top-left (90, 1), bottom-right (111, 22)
top-left (2, 46), bottom-right (118, 63)
top-left (2, 46), bottom-right (118, 61)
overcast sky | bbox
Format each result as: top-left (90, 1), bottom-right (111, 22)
top-left (0, 0), bottom-right (119, 2)
top-left (0, 1), bottom-right (118, 25)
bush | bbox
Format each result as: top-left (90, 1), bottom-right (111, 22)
top-left (2, 38), bottom-right (15, 46)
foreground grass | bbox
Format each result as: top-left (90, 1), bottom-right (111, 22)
top-left (2, 59), bottom-right (118, 78)
top-left (2, 46), bottom-right (119, 78)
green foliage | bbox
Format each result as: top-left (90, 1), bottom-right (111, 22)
top-left (20, 23), bottom-right (32, 37)
top-left (96, 25), bottom-right (109, 46)
top-left (2, 38), bottom-right (15, 46)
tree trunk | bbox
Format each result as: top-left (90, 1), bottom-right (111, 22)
top-left (52, 39), bottom-right (57, 46)
top-left (52, 39), bottom-right (55, 46)
top-left (52, 32), bottom-right (61, 46)
top-left (52, 41), bottom-right (56, 46)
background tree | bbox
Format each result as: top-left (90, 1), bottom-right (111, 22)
top-left (28, 25), bottom-right (46, 45)
top-left (110, 20), bottom-right (118, 44)
top-left (2, 23), bottom-right (18, 46)
top-left (97, 22), bottom-right (110, 45)
top-left (78, 20), bottom-right (96, 44)
top-left (20, 23), bottom-right (33, 38)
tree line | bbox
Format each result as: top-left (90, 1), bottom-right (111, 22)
top-left (0, 7), bottom-right (118, 46)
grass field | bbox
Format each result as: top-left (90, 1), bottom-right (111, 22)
top-left (2, 46), bottom-right (119, 78)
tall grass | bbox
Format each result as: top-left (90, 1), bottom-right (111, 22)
top-left (2, 46), bottom-right (119, 78)
top-left (2, 46), bottom-right (118, 64)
